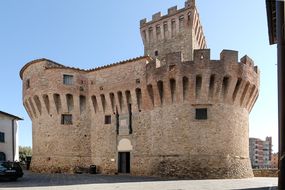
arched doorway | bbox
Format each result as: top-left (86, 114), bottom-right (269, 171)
top-left (0, 152), bottom-right (6, 161)
top-left (117, 139), bottom-right (132, 173)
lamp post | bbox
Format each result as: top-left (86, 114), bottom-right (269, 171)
top-left (266, 0), bottom-right (285, 188)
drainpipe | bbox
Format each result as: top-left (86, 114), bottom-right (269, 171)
top-left (11, 119), bottom-right (15, 162)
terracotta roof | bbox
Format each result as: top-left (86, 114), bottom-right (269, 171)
top-left (0, 111), bottom-right (23, 120)
top-left (20, 56), bottom-right (152, 79)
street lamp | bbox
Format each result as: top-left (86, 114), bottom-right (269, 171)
top-left (266, 0), bottom-right (285, 189)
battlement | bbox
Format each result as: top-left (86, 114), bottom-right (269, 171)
top-left (140, 0), bottom-right (195, 26)
top-left (140, 0), bottom-right (206, 62)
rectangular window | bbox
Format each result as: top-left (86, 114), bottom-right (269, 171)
top-left (61, 114), bottom-right (72, 125)
top-left (105, 115), bottom-right (111, 124)
top-left (0, 132), bottom-right (4, 143)
top-left (195, 108), bottom-right (207, 120)
top-left (63, 75), bottom-right (74, 85)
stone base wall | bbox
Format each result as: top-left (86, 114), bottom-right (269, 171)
top-left (253, 169), bottom-right (278, 177)
top-left (30, 156), bottom-right (92, 174)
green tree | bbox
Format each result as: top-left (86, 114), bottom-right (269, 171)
top-left (19, 146), bottom-right (32, 163)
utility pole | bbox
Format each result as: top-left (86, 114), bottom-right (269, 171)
top-left (266, 0), bottom-right (285, 189)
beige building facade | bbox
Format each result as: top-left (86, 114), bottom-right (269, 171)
top-left (20, 0), bottom-right (260, 179)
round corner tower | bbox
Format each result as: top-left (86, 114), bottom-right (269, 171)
top-left (20, 0), bottom-right (260, 179)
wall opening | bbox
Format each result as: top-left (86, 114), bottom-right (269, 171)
top-left (163, 21), bottom-right (168, 39)
top-left (0, 152), bottom-right (6, 161)
top-left (179, 15), bottom-right (184, 31)
top-left (63, 74), bottom-right (74, 85)
top-left (147, 84), bottom-right (154, 107)
top-left (61, 114), bottom-right (72, 125)
top-left (240, 81), bottom-right (250, 106)
top-left (29, 97), bottom-right (37, 117)
top-left (195, 75), bottom-right (202, 98)
top-left (110, 93), bottom-right (115, 113)
top-left (148, 27), bottom-right (153, 42)
top-left (183, 77), bottom-right (189, 101)
top-left (100, 94), bottom-right (106, 113)
top-left (118, 152), bottom-right (130, 173)
top-left (117, 91), bottom-right (124, 111)
top-left (125, 90), bottom-right (132, 105)
top-left (80, 95), bottom-right (86, 114)
top-left (195, 108), bottom-right (207, 120)
top-left (42, 94), bottom-right (50, 114)
top-left (105, 115), bottom-right (111, 124)
top-left (209, 75), bottom-right (215, 98)
top-left (135, 88), bottom-right (142, 111)
top-left (33, 95), bottom-right (42, 115)
top-left (246, 85), bottom-right (256, 108)
top-left (91, 95), bottom-right (98, 113)
top-left (171, 19), bottom-right (176, 37)
top-left (53, 94), bottom-right (62, 114)
top-left (222, 76), bottom-right (230, 99)
top-left (66, 94), bottom-right (74, 112)
top-left (170, 78), bottom-right (176, 103)
top-left (157, 81), bottom-right (164, 105)
top-left (233, 78), bottom-right (242, 102)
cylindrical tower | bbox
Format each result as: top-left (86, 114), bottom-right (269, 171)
top-left (20, 59), bottom-right (92, 173)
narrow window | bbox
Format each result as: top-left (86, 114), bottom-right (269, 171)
top-left (163, 21), bottom-right (168, 38)
top-left (156, 25), bottom-right (161, 40)
top-left (63, 74), bottom-right (73, 85)
top-left (61, 114), bottom-right (72, 125)
top-left (53, 94), bottom-right (62, 113)
top-left (240, 82), bottom-right (250, 106)
top-left (105, 115), bottom-right (111, 124)
top-left (80, 95), bottom-right (86, 113)
top-left (209, 75), bottom-right (215, 98)
top-left (179, 15), bottom-right (184, 31)
top-left (125, 90), bottom-right (132, 105)
top-left (157, 81), bottom-right (164, 105)
top-left (26, 79), bottom-right (30, 89)
top-left (91, 95), bottom-right (98, 113)
top-left (117, 91), bottom-right (123, 111)
top-left (233, 78), bottom-right (242, 101)
top-left (66, 94), bottom-right (74, 112)
top-left (149, 27), bottom-right (153, 42)
top-left (195, 108), bottom-right (207, 120)
top-left (110, 93), bottom-right (115, 113)
top-left (42, 94), bottom-right (50, 114)
top-left (0, 132), bottom-right (5, 143)
top-left (196, 75), bottom-right (202, 98)
top-left (33, 95), bottom-right (42, 115)
top-left (182, 77), bottom-right (189, 101)
top-left (222, 76), bottom-right (230, 99)
top-left (171, 19), bottom-right (176, 37)
top-left (170, 78), bottom-right (176, 103)
top-left (100, 94), bottom-right (106, 113)
top-left (147, 84), bottom-right (154, 106)
top-left (155, 50), bottom-right (158, 56)
top-left (135, 88), bottom-right (142, 111)
top-left (142, 30), bottom-right (147, 42)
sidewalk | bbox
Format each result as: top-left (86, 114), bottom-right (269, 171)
top-left (0, 170), bottom-right (278, 190)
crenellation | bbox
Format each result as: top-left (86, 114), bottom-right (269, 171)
top-left (168, 6), bottom-right (178, 15)
top-left (194, 49), bottom-right (211, 62)
top-left (152, 12), bottom-right (161, 21)
top-left (220, 50), bottom-right (238, 64)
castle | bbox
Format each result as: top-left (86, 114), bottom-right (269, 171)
top-left (20, 0), bottom-right (260, 179)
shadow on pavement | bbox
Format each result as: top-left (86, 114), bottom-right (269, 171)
top-left (0, 170), bottom-right (166, 188)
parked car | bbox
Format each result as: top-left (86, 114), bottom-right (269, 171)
top-left (0, 161), bottom-right (23, 181)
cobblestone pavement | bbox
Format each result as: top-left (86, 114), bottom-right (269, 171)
top-left (0, 170), bottom-right (278, 190)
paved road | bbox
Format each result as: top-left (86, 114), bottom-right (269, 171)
top-left (0, 170), bottom-right (278, 190)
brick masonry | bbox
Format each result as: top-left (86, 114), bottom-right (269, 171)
top-left (20, 0), bottom-right (260, 179)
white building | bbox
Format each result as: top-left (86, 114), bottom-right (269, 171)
top-left (0, 111), bottom-right (22, 162)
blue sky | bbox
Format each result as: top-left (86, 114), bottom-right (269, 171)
top-left (0, 0), bottom-right (278, 152)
